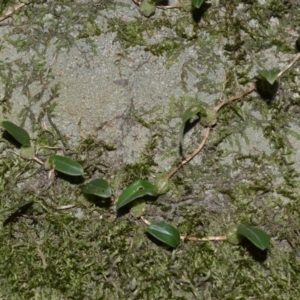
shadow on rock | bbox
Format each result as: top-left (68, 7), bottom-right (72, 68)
top-left (192, 2), bottom-right (211, 23)
top-left (255, 78), bottom-right (279, 104)
top-left (83, 193), bottom-right (112, 209)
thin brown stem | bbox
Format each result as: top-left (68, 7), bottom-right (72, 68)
top-left (157, 4), bottom-right (183, 9)
top-left (214, 84), bottom-right (255, 112)
top-left (56, 204), bottom-right (76, 210)
top-left (182, 235), bottom-right (227, 241)
top-left (166, 127), bottom-right (211, 180)
top-left (132, 0), bottom-right (142, 5)
top-left (33, 156), bottom-right (45, 165)
top-left (165, 52), bottom-right (300, 181)
top-left (277, 52), bottom-right (300, 78)
top-left (141, 216), bottom-right (151, 225)
top-left (214, 52), bottom-right (300, 112)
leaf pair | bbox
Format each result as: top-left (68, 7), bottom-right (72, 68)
top-left (48, 155), bottom-right (113, 198)
top-left (0, 121), bottom-right (85, 176)
top-left (147, 223), bottom-right (271, 250)
top-left (115, 181), bottom-right (180, 247)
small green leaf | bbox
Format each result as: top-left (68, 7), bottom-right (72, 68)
top-left (48, 155), bottom-right (84, 176)
top-left (226, 224), bottom-right (244, 245)
top-left (146, 222), bottom-right (180, 248)
top-left (0, 120), bottom-right (30, 146)
top-left (200, 108), bottom-right (218, 127)
top-left (155, 173), bottom-right (170, 195)
top-left (192, 0), bottom-right (204, 9)
top-left (139, 0), bottom-right (156, 17)
top-left (130, 200), bottom-right (146, 218)
top-left (179, 105), bottom-right (205, 145)
top-left (182, 0), bottom-right (193, 12)
top-left (237, 225), bottom-right (270, 250)
top-left (81, 179), bottom-right (111, 198)
top-left (20, 145), bottom-right (35, 159)
top-left (117, 179), bottom-right (158, 210)
top-left (258, 69), bottom-right (279, 85)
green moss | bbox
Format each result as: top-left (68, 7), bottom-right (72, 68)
top-left (117, 137), bottom-right (158, 186)
top-left (174, 16), bottom-right (197, 40)
top-left (108, 12), bottom-right (191, 66)
top-left (108, 19), bottom-right (146, 48)
top-left (0, 0), bottom-right (11, 14)
top-left (147, 38), bottom-right (182, 57)
top-left (77, 20), bottom-right (102, 39)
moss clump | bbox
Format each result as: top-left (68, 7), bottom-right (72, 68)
top-left (108, 19), bottom-right (146, 48)
top-left (139, 0), bottom-right (156, 18)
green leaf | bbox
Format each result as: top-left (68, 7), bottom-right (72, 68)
top-left (146, 222), bottom-right (180, 248)
top-left (20, 145), bottom-right (35, 159)
top-left (117, 179), bottom-right (158, 210)
top-left (182, 0), bottom-right (193, 12)
top-left (192, 0), bottom-right (204, 9)
top-left (199, 108), bottom-right (218, 127)
top-left (226, 224), bottom-right (244, 245)
top-left (48, 155), bottom-right (84, 176)
top-left (258, 69), bottom-right (279, 85)
top-left (139, 0), bottom-right (156, 17)
top-left (237, 225), bottom-right (270, 250)
top-left (0, 120), bottom-right (30, 146)
top-left (155, 173), bottom-right (170, 195)
top-left (179, 105), bottom-right (205, 145)
top-left (130, 199), bottom-right (146, 218)
top-left (81, 179), bottom-right (111, 198)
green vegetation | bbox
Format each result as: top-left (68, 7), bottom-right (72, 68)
top-left (1, 0), bottom-right (300, 298)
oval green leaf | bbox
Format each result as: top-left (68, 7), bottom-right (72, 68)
top-left (200, 108), bottom-right (218, 127)
top-left (20, 145), bottom-right (35, 159)
top-left (81, 179), bottom-right (111, 198)
top-left (146, 222), bottom-right (180, 248)
top-left (258, 69), bottom-right (279, 85)
top-left (155, 173), bottom-right (170, 195)
top-left (130, 199), bottom-right (146, 218)
top-left (192, 0), bottom-right (204, 9)
top-left (116, 179), bottom-right (158, 210)
top-left (237, 225), bottom-right (270, 250)
top-left (48, 155), bottom-right (84, 176)
top-left (226, 224), bottom-right (244, 245)
top-left (0, 120), bottom-right (30, 146)
top-left (139, 0), bottom-right (156, 18)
